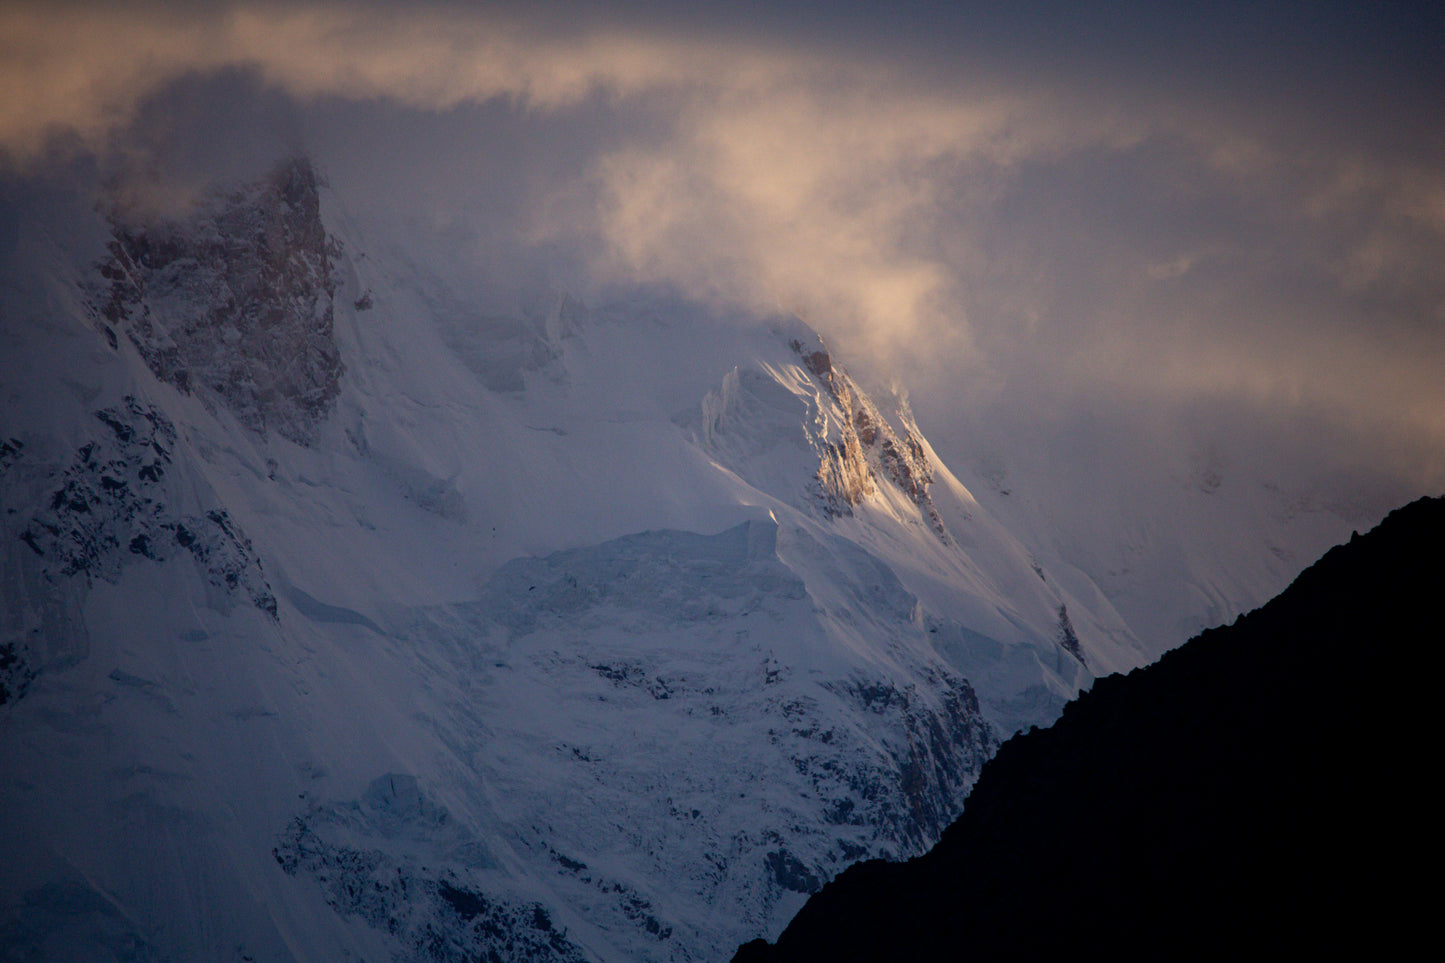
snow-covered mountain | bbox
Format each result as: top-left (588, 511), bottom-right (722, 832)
top-left (0, 157), bottom-right (1354, 961)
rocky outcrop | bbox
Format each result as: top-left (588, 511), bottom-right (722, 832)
top-left (790, 341), bottom-right (875, 517)
top-left (274, 774), bottom-right (589, 963)
top-left (98, 157), bottom-right (343, 445)
top-left (0, 640), bottom-right (32, 706)
top-left (1056, 604), bottom-right (1084, 664)
top-left (789, 339), bottom-right (948, 539)
top-left (14, 397), bottom-right (276, 618)
top-left (824, 674), bottom-right (994, 853)
top-left (0, 438), bottom-right (36, 705)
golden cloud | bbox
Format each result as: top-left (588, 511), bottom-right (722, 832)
top-left (4, 1), bottom-right (1442, 483)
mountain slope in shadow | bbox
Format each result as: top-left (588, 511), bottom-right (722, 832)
top-left (738, 495), bottom-right (1442, 961)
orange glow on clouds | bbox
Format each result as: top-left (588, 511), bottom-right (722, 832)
top-left (3, 1), bottom-right (1443, 488)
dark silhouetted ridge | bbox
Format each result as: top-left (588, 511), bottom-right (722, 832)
top-left (738, 495), bottom-right (1443, 961)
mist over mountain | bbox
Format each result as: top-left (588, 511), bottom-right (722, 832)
top-left (5, 5), bottom-right (1442, 958)
top-left (737, 495), bottom-right (1441, 961)
top-left (0, 150), bottom-right (1433, 961)
top-left (7, 0), bottom-right (1439, 663)
top-left (0, 157), bottom-right (1097, 961)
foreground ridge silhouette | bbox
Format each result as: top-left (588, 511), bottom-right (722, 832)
top-left (738, 495), bottom-right (1443, 961)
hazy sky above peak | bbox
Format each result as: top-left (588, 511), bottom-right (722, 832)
top-left (4, 0), bottom-right (1442, 511)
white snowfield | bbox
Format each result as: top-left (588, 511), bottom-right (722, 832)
top-left (0, 161), bottom-right (1363, 961)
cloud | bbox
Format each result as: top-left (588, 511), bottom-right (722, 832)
top-left (0, 1), bottom-right (816, 164)
top-left (4, 0), bottom-right (1443, 499)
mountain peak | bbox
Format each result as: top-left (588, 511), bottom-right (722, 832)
top-left (97, 155), bottom-right (342, 445)
top-left (0, 158), bottom-right (1168, 962)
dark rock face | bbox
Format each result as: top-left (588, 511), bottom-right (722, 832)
top-left (2, 398), bottom-right (276, 708)
top-left (273, 774), bottom-right (589, 963)
top-left (99, 157), bottom-right (342, 445)
top-left (15, 397), bottom-right (276, 617)
top-left (1056, 604), bottom-right (1084, 664)
top-left (738, 496), bottom-right (1443, 961)
top-left (0, 438), bottom-right (37, 704)
top-left (0, 438), bottom-right (22, 474)
top-left (0, 639), bottom-right (32, 706)
top-left (823, 675), bottom-right (994, 855)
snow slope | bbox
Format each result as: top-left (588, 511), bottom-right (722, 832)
top-left (0, 157), bottom-right (1291, 960)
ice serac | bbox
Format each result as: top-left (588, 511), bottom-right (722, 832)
top-left (98, 156), bottom-right (342, 445)
top-left (2, 157), bottom-right (1134, 962)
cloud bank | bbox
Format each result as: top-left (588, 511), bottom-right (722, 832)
top-left (4, 0), bottom-right (1443, 501)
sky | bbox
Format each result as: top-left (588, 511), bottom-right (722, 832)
top-left (4, 0), bottom-right (1443, 525)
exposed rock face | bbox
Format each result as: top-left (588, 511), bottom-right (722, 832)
top-left (788, 339), bottom-right (948, 539)
top-left (0, 439), bottom-right (36, 704)
top-left (274, 774), bottom-right (590, 963)
top-left (828, 674), bottom-right (993, 853)
top-left (1, 397), bottom-right (276, 710)
top-left (790, 342), bottom-right (875, 517)
top-left (0, 639), bottom-right (31, 706)
top-left (0, 438), bottom-right (21, 474)
top-left (14, 397), bottom-right (276, 616)
top-left (98, 157), bottom-right (342, 445)
top-left (1056, 605), bottom-right (1084, 664)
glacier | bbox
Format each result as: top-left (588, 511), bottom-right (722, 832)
top-left (0, 157), bottom-right (1366, 961)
